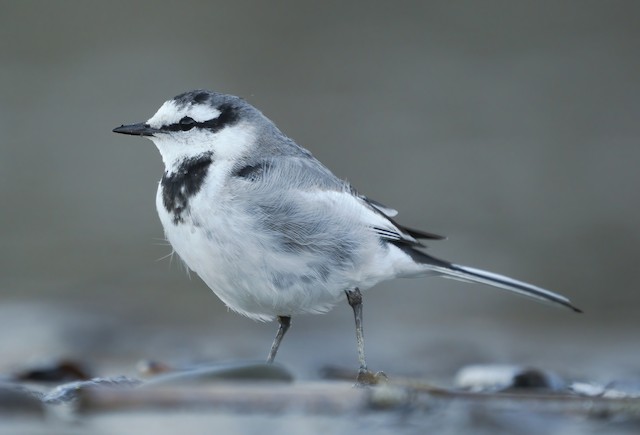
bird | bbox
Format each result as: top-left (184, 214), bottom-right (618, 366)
top-left (113, 90), bottom-right (581, 383)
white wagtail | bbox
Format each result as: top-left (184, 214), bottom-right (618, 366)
top-left (113, 90), bottom-right (580, 383)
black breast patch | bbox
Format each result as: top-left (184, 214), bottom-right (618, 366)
top-left (161, 153), bottom-right (213, 224)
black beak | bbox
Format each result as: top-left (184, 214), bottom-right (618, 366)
top-left (112, 123), bottom-right (157, 137)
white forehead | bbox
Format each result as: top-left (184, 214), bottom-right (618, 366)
top-left (146, 100), bottom-right (221, 128)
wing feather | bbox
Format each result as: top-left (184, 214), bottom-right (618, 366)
top-left (233, 155), bottom-right (444, 247)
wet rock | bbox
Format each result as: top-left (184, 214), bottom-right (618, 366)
top-left (13, 359), bottom-right (91, 383)
top-left (454, 364), bottom-right (566, 392)
top-left (44, 376), bottom-right (142, 404)
top-left (143, 361), bottom-right (294, 387)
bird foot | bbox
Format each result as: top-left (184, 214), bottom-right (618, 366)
top-left (355, 369), bottom-right (388, 387)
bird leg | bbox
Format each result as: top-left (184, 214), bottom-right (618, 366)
top-left (346, 288), bottom-right (367, 372)
top-left (346, 288), bottom-right (386, 385)
top-left (266, 315), bottom-right (291, 364)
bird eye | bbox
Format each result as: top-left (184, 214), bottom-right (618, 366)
top-left (178, 116), bottom-right (196, 131)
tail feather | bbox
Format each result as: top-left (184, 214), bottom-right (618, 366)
top-left (435, 263), bottom-right (582, 313)
top-left (396, 245), bottom-right (581, 312)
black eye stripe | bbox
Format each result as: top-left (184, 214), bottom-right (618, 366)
top-left (161, 103), bottom-right (240, 134)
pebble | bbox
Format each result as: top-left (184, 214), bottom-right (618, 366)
top-left (454, 364), bottom-right (566, 392)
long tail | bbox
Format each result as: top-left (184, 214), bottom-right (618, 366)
top-left (401, 248), bottom-right (581, 313)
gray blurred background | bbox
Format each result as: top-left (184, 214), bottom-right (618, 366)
top-left (1, 1), bottom-right (639, 381)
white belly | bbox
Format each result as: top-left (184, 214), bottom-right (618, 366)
top-left (155, 185), bottom-right (354, 321)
